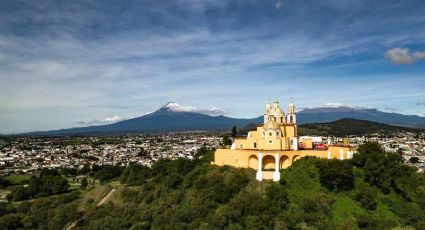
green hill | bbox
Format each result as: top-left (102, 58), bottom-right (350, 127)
top-left (298, 118), bottom-right (423, 136)
top-left (0, 143), bottom-right (424, 229)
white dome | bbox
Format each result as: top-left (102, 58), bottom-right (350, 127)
top-left (264, 120), bottom-right (280, 131)
top-left (272, 107), bottom-right (285, 117)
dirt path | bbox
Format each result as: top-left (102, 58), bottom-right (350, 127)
top-left (96, 188), bottom-right (116, 207)
top-left (65, 188), bottom-right (117, 230)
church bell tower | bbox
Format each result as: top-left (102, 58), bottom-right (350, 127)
top-left (286, 101), bottom-right (296, 124)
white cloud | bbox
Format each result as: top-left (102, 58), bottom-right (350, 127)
top-left (414, 51), bottom-right (425, 59)
top-left (76, 115), bottom-right (123, 126)
top-left (385, 47), bottom-right (425, 64)
top-left (103, 115), bottom-right (122, 123)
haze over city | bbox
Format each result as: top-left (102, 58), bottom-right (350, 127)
top-left (1, 0), bottom-right (425, 133)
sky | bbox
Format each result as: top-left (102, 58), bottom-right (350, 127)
top-left (1, 0), bottom-right (425, 133)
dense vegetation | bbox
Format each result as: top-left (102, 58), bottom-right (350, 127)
top-left (0, 143), bottom-right (424, 229)
top-left (7, 169), bottom-right (70, 201)
top-left (298, 118), bottom-right (423, 136)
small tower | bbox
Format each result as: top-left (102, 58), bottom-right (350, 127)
top-left (264, 101), bottom-right (272, 124)
top-left (287, 101), bottom-right (296, 124)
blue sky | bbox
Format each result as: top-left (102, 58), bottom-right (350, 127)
top-left (1, 0), bottom-right (425, 133)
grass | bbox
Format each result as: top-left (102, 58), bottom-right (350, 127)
top-left (281, 159), bottom-right (321, 202)
top-left (69, 183), bottom-right (81, 190)
top-left (5, 174), bottom-right (32, 185)
top-left (108, 180), bottom-right (123, 189)
top-left (331, 193), bottom-right (366, 225)
top-left (78, 184), bottom-right (111, 212)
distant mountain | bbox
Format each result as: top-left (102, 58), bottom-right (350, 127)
top-left (297, 106), bottom-right (425, 128)
top-left (298, 118), bottom-right (423, 137)
top-left (25, 102), bottom-right (261, 136)
top-left (19, 103), bottom-right (425, 136)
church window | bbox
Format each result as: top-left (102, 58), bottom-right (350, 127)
top-left (254, 142), bottom-right (257, 148)
top-left (269, 140), bottom-right (272, 144)
top-left (240, 144), bottom-right (244, 149)
top-left (281, 117), bottom-right (283, 123)
top-left (290, 116), bottom-right (293, 123)
top-left (269, 132), bottom-right (272, 136)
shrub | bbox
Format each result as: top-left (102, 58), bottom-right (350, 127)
top-left (317, 159), bottom-right (354, 191)
top-left (355, 183), bottom-right (377, 210)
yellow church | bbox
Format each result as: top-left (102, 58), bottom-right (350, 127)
top-left (213, 100), bottom-right (356, 181)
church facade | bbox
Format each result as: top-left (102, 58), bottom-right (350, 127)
top-left (213, 100), bottom-right (356, 181)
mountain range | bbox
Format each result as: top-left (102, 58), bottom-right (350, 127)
top-left (297, 106), bottom-right (425, 128)
top-left (298, 118), bottom-right (423, 137)
top-left (22, 102), bottom-right (425, 136)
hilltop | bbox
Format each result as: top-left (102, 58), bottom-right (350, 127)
top-left (298, 106), bottom-right (425, 128)
top-left (1, 143), bottom-right (425, 229)
top-left (239, 118), bottom-right (423, 137)
top-left (298, 118), bottom-right (423, 137)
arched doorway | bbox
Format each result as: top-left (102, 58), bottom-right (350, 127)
top-left (280, 155), bottom-right (291, 169)
top-left (262, 155), bottom-right (275, 171)
top-left (292, 155), bottom-right (300, 163)
top-left (248, 155), bottom-right (258, 170)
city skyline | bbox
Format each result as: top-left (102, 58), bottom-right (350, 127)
top-left (1, 0), bottom-right (425, 133)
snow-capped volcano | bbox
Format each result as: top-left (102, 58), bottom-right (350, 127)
top-left (158, 102), bottom-right (227, 116)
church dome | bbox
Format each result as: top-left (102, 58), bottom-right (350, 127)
top-left (264, 120), bottom-right (280, 131)
top-left (273, 107), bottom-right (285, 116)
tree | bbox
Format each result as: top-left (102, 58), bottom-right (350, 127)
top-left (95, 165), bottom-right (123, 183)
top-left (221, 136), bottom-right (232, 147)
top-left (0, 214), bottom-right (23, 229)
top-left (356, 184), bottom-right (377, 210)
top-left (120, 164), bottom-right (150, 185)
top-left (357, 142), bottom-right (382, 154)
top-left (409, 157), bottom-right (419, 164)
top-left (317, 159), bottom-right (354, 191)
top-left (363, 152), bottom-right (405, 194)
top-left (194, 145), bottom-right (209, 160)
top-left (81, 177), bottom-right (88, 189)
top-left (0, 177), bottom-right (11, 188)
top-left (78, 164), bottom-right (91, 174)
top-left (352, 142), bottom-right (383, 167)
top-left (296, 193), bottom-right (334, 229)
top-left (138, 148), bottom-right (150, 158)
top-left (265, 183), bottom-right (288, 209)
top-left (231, 126), bottom-right (237, 138)
top-left (9, 173), bottom-right (70, 201)
top-left (10, 186), bottom-right (29, 201)
top-left (60, 168), bottom-right (77, 176)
